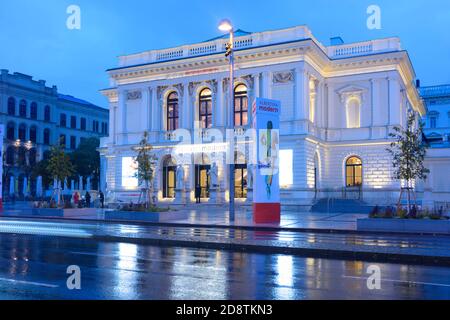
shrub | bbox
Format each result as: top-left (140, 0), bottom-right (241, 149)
top-left (384, 206), bottom-right (394, 218)
top-left (369, 205), bottom-right (380, 218)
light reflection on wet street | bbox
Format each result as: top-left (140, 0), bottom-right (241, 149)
top-left (0, 233), bottom-right (449, 300)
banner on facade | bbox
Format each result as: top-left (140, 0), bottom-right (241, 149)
top-left (0, 124), bottom-right (4, 210)
top-left (251, 98), bottom-right (280, 223)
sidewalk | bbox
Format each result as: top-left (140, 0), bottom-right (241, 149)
top-left (1, 203), bottom-right (366, 231)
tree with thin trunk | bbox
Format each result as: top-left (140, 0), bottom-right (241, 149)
top-left (133, 132), bottom-right (157, 208)
top-left (387, 111), bottom-right (429, 214)
top-left (47, 143), bottom-right (74, 206)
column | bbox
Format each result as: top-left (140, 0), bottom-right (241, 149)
top-left (215, 78), bottom-right (224, 127)
top-left (141, 87), bottom-right (151, 132)
top-left (294, 67), bottom-right (309, 121)
top-left (117, 90), bottom-right (127, 134)
top-left (150, 86), bottom-right (159, 131)
top-left (112, 106), bottom-right (117, 144)
top-left (182, 82), bottom-right (190, 129)
top-left (262, 71), bottom-right (272, 99)
top-left (388, 77), bottom-right (401, 126)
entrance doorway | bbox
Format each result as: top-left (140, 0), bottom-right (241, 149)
top-left (195, 165), bottom-right (210, 198)
top-left (162, 157), bottom-right (176, 198)
top-left (234, 164), bottom-right (247, 198)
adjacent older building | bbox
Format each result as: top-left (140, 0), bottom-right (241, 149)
top-left (420, 84), bottom-right (450, 204)
top-left (100, 25), bottom-right (426, 208)
top-left (0, 69), bottom-right (109, 196)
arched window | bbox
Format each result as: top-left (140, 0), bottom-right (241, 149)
top-left (7, 122), bottom-right (15, 140)
top-left (43, 128), bottom-right (50, 145)
top-left (346, 98), bottom-right (361, 128)
top-left (8, 97), bottom-right (16, 115)
top-left (162, 157), bottom-right (176, 199)
top-left (44, 105), bottom-right (51, 122)
top-left (6, 146), bottom-right (15, 165)
top-left (345, 156), bottom-right (362, 187)
top-left (199, 88), bottom-right (212, 129)
top-left (19, 100), bottom-right (27, 117)
top-left (234, 84), bottom-right (248, 126)
top-left (167, 92), bottom-right (179, 131)
top-left (18, 124), bottom-right (27, 140)
top-left (29, 126), bottom-right (37, 143)
top-left (30, 102), bottom-right (38, 119)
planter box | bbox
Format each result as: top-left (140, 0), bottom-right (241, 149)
top-left (105, 210), bottom-right (187, 222)
top-left (357, 218), bottom-right (450, 234)
top-left (31, 208), bottom-right (98, 217)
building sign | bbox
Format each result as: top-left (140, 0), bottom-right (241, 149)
top-left (251, 98), bottom-right (281, 223)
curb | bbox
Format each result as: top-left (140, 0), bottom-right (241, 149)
top-left (2, 214), bottom-right (450, 237)
top-left (90, 234), bottom-right (450, 267)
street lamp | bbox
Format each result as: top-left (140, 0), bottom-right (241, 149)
top-left (218, 19), bottom-right (235, 222)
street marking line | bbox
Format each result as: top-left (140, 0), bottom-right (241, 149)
top-left (343, 275), bottom-right (450, 288)
top-left (0, 277), bottom-right (59, 288)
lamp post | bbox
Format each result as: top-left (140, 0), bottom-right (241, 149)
top-left (218, 19), bottom-right (235, 222)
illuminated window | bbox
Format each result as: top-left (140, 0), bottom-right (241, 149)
top-left (279, 150), bottom-right (293, 186)
top-left (167, 92), bottom-right (179, 131)
top-left (346, 98), bottom-right (360, 128)
top-left (199, 88), bottom-right (212, 129)
top-left (121, 157), bottom-right (138, 188)
top-left (234, 152), bottom-right (247, 198)
top-left (346, 156), bottom-right (362, 187)
top-left (234, 84), bottom-right (248, 126)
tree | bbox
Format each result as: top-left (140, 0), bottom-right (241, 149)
top-left (70, 138), bottom-right (100, 189)
top-left (387, 112), bottom-right (429, 213)
top-left (133, 132), bottom-right (157, 208)
top-left (47, 143), bottom-right (74, 206)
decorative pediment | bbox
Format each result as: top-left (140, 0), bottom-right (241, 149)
top-left (336, 84), bottom-right (368, 103)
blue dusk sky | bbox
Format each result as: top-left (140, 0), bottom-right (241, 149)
top-left (0, 0), bottom-right (449, 107)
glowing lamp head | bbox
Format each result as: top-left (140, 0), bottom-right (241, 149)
top-left (218, 19), bottom-right (233, 32)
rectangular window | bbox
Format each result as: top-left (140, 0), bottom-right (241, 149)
top-left (430, 117), bottom-right (437, 129)
top-left (60, 114), bottom-right (67, 127)
top-left (80, 118), bottom-right (86, 130)
top-left (70, 116), bottom-right (77, 129)
top-left (122, 157), bottom-right (138, 188)
top-left (279, 149), bottom-right (293, 186)
top-left (59, 134), bottom-right (66, 147)
top-left (70, 136), bottom-right (76, 149)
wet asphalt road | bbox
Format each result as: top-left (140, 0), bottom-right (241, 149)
top-left (0, 232), bottom-right (449, 300)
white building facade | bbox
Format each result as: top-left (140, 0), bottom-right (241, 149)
top-left (100, 25), bottom-right (425, 208)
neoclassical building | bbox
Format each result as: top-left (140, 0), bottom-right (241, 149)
top-left (0, 69), bottom-right (109, 196)
top-left (420, 84), bottom-right (450, 204)
top-left (100, 25), bottom-right (425, 208)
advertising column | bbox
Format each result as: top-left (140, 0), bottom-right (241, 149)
top-left (252, 98), bottom-right (280, 223)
